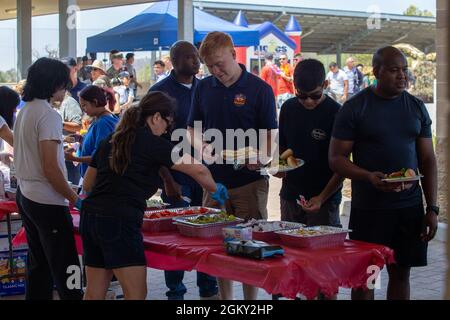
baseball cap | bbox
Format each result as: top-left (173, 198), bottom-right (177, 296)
top-left (111, 52), bottom-right (124, 60)
top-left (61, 57), bottom-right (77, 67)
top-left (118, 71), bottom-right (130, 79)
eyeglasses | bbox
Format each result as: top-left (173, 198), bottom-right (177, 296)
top-left (296, 91), bottom-right (323, 101)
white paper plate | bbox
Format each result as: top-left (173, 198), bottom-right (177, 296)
top-left (258, 159), bottom-right (305, 175)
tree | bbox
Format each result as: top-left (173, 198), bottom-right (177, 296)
top-left (404, 5), bottom-right (434, 17)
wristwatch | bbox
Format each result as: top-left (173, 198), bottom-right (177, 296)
top-left (426, 205), bottom-right (440, 216)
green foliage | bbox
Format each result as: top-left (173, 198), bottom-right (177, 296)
top-left (410, 60), bottom-right (436, 103)
top-left (0, 69), bottom-right (18, 83)
top-left (403, 5), bottom-right (434, 17)
top-left (138, 64), bottom-right (151, 83)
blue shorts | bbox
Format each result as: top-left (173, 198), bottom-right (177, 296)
top-left (79, 208), bottom-right (146, 269)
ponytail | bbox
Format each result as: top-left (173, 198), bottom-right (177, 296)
top-left (109, 91), bottom-right (176, 175)
top-left (109, 106), bottom-right (142, 175)
top-left (103, 87), bottom-right (116, 112)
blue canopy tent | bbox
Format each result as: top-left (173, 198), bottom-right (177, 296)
top-left (86, 1), bottom-right (260, 52)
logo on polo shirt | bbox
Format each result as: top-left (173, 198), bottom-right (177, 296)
top-left (311, 129), bottom-right (327, 141)
top-left (233, 94), bottom-right (246, 107)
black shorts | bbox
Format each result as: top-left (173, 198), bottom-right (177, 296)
top-left (349, 205), bottom-right (427, 268)
top-left (280, 198), bottom-right (342, 227)
top-left (79, 208), bottom-right (146, 269)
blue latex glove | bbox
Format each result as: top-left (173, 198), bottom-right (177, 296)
top-left (211, 183), bottom-right (229, 206)
top-left (74, 197), bottom-right (83, 211)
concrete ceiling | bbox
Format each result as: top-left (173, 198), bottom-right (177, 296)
top-left (195, 2), bottom-right (436, 54)
top-left (1, 1), bottom-right (436, 54)
top-left (0, 0), bottom-right (158, 20)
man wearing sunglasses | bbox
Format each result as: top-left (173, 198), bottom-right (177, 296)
top-left (276, 59), bottom-right (344, 231)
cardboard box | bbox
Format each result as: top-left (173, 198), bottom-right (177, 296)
top-left (0, 250), bottom-right (27, 297)
top-left (0, 236), bottom-right (28, 252)
top-left (0, 219), bottom-right (22, 236)
top-left (222, 226), bottom-right (252, 243)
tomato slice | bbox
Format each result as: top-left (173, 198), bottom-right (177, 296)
top-left (199, 207), bottom-right (209, 214)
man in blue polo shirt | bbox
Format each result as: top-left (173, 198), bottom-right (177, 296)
top-left (187, 31), bottom-right (278, 300)
top-left (149, 41), bottom-right (219, 300)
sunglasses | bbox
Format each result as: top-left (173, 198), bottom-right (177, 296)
top-left (296, 91), bottom-right (323, 101)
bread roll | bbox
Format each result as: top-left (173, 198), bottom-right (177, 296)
top-left (280, 149), bottom-right (294, 160)
top-left (287, 156), bottom-right (299, 167)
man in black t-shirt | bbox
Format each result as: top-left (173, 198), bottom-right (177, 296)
top-left (330, 46), bottom-right (438, 300)
top-left (277, 59), bottom-right (343, 228)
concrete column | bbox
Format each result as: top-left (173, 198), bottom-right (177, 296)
top-left (436, 0), bottom-right (450, 301)
top-left (17, 0), bottom-right (32, 79)
top-left (336, 43), bottom-right (342, 67)
top-left (59, 0), bottom-right (78, 58)
top-left (178, 0), bottom-right (194, 43)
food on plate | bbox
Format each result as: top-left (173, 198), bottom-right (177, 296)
top-left (239, 220), bottom-right (302, 232)
top-left (286, 156), bottom-right (299, 168)
top-left (280, 149), bottom-right (294, 160)
top-left (294, 229), bottom-right (327, 236)
top-left (64, 136), bottom-right (76, 143)
top-left (146, 198), bottom-right (166, 208)
top-left (267, 156), bottom-right (300, 170)
top-left (144, 207), bottom-right (210, 219)
top-left (222, 146), bottom-right (258, 160)
top-left (188, 212), bottom-right (236, 225)
top-left (386, 168), bottom-right (417, 179)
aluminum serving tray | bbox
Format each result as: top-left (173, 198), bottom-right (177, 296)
top-left (142, 207), bottom-right (221, 233)
top-left (275, 226), bottom-right (352, 249)
top-left (250, 221), bottom-right (306, 242)
top-left (173, 214), bottom-right (244, 238)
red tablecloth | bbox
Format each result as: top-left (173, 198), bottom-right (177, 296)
top-left (0, 200), bottom-right (80, 247)
top-left (4, 202), bottom-right (395, 300)
top-left (0, 200), bottom-right (18, 220)
top-left (142, 232), bottom-right (394, 299)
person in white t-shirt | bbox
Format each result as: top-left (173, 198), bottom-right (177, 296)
top-left (13, 58), bottom-right (83, 300)
top-left (326, 62), bottom-right (349, 104)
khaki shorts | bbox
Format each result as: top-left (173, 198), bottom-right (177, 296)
top-left (203, 179), bottom-right (269, 220)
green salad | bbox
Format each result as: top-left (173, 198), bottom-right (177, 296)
top-left (189, 212), bottom-right (237, 224)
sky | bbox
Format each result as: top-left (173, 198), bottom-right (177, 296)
top-left (0, 0), bottom-right (436, 71)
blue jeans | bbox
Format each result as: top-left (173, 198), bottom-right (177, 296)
top-left (161, 183), bottom-right (218, 299)
top-left (65, 161), bottom-right (80, 186)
